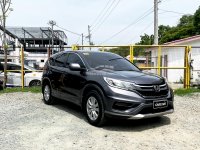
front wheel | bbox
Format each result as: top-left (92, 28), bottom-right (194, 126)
top-left (84, 90), bottom-right (106, 126)
top-left (42, 84), bottom-right (55, 105)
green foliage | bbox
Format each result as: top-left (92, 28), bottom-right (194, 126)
top-left (178, 15), bottom-right (193, 27)
top-left (137, 34), bottom-right (154, 45)
top-left (0, 87), bottom-right (41, 94)
top-left (105, 47), bottom-right (129, 57)
top-left (158, 25), bottom-right (171, 43)
top-left (174, 88), bottom-right (200, 96)
top-left (194, 6), bottom-right (200, 33)
top-left (134, 34), bottom-right (154, 56)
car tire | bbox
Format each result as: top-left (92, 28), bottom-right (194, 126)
top-left (84, 90), bottom-right (106, 126)
top-left (42, 83), bottom-right (55, 105)
top-left (29, 80), bottom-right (41, 87)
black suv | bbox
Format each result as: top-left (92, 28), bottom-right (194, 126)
top-left (42, 51), bottom-right (174, 126)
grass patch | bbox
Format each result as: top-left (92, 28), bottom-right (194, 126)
top-left (174, 88), bottom-right (200, 96)
top-left (0, 86), bottom-right (41, 94)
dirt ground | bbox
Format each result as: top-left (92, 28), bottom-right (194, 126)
top-left (0, 92), bottom-right (200, 150)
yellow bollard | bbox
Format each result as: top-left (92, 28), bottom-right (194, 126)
top-left (129, 45), bottom-right (134, 63)
top-left (157, 46), bottom-right (162, 76)
top-left (21, 47), bottom-right (25, 90)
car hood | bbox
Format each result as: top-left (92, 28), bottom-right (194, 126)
top-left (25, 71), bottom-right (43, 77)
top-left (97, 69), bottom-right (165, 85)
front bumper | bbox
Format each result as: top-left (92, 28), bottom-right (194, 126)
top-left (103, 87), bottom-right (174, 119)
top-left (105, 109), bottom-right (174, 119)
top-left (129, 109), bottom-right (174, 119)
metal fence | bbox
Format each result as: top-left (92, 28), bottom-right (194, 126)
top-left (0, 45), bottom-right (192, 89)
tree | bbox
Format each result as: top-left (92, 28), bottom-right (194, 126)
top-left (158, 25), bottom-right (171, 43)
top-left (178, 15), bottom-right (193, 27)
top-left (0, 0), bottom-right (12, 89)
top-left (194, 6), bottom-right (200, 34)
top-left (105, 47), bottom-right (129, 57)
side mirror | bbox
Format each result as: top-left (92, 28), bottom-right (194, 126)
top-left (69, 63), bottom-right (84, 71)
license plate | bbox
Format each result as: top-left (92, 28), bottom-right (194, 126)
top-left (153, 100), bottom-right (168, 109)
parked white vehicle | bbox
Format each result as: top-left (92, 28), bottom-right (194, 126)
top-left (0, 62), bottom-right (42, 87)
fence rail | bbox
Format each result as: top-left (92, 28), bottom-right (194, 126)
top-left (0, 45), bottom-right (192, 89)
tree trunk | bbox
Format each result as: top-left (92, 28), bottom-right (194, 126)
top-left (3, 13), bottom-right (7, 89)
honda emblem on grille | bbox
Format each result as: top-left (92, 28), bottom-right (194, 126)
top-left (153, 85), bottom-right (160, 92)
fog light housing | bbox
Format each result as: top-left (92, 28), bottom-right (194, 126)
top-left (113, 102), bottom-right (139, 111)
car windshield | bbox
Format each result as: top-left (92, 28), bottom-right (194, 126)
top-left (82, 52), bottom-right (140, 71)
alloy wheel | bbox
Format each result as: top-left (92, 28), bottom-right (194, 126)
top-left (86, 96), bottom-right (99, 121)
top-left (44, 85), bottom-right (50, 102)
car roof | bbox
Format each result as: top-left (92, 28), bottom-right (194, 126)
top-left (62, 50), bottom-right (118, 56)
top-left (0, 62), bottom-right (21, 66)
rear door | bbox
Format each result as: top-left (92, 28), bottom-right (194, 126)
top-left (7, 64), bottom-right (22, 86)
top-left (49, 53), bottom-right (69, 99)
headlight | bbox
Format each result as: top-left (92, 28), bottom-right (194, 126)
top-left (104, 77), bottom-right (136, 91)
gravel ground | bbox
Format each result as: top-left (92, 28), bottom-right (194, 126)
top-left (0, 92), bottom-right (200, 150)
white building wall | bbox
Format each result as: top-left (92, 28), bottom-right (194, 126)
top-left (191, 47), bottom-right (200, 84)
top-left (25, 53), bottom-right (48, 68)
top-left (150, 40), bottom-right (200, 83)
top-left (165, 48), bottom-right (184, 82)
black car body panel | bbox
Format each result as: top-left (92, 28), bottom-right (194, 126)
top-left (42, 51), bottom-right (174, 120)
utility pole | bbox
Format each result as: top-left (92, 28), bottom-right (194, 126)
top-left (154, 0), bottom-right (158, 45)
top-left (81, 33), bottom-right (84, 50)
top-left (48, 20), bottom-right (56, 55)
top-left (87, 25), bottom-right (92, 50)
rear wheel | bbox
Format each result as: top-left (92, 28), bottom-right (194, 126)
top-left (29, 80), bottom-right (41, 87)
top-left (42, 83), bottom-right (55, 105)
top-left (84, 90), bottom-right (106, 126)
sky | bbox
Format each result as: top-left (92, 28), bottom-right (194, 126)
top-left (6, 0), bottom-right (200, 46)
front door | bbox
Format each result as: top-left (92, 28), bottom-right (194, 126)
top-left (61, 53), bottom-right (86, 105)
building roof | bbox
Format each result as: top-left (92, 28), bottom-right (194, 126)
top-left (145, 35), bottom-right (200, 52)
top-left (164, 35), bottom-right (200, 45)
top-left (0, 26), bottom-right (68, 45)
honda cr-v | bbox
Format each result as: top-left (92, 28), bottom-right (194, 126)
top-left (42, 51), bottom-right (174, 126)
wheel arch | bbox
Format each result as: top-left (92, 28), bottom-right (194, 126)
top-left (81, 81), bottom-right (106, 109)
top-left (42, 77), bottom-right (51, 92)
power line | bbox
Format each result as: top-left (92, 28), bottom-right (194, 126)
top-left (75, 36), bottom-right (81, 44)
top-left (127, 21), bottom-right (154, 44)
top-left (92, 0), bottom-right (121, 33)
top-left (159, 9), bottom-right (191, 15)
top-left (90, 0), bottom-right (112, 27)
top-left (99, 7), bottom-right (154, 45)
top-left (91, 0), bottom-right (116, 31)
top-left (55, 25), bottom-right (82, 36)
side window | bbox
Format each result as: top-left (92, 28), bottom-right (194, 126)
top-left (54, 53), bottom-right (69, 67)
top-left (8, 64), bottom-right (21, 73)
top-left (67, 53), bottom-right (85, 68)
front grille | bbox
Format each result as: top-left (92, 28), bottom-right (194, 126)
top-left (135, 83), bottom-right (169, 98)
